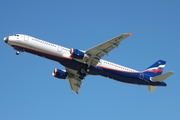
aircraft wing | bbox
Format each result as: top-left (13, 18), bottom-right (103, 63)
top-left (66, 68), bottom-right (83, 94)
top-left (85, 33), bottom-right (132, 66)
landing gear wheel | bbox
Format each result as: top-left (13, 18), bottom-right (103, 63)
top-left (16, 51), bottom-right (20, 55)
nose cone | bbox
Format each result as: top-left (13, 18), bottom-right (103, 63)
top-left (4, 37), bottom-right (8, 43)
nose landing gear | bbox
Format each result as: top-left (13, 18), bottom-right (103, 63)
top-left (16, 51), bottom-right (20, 55)
top-left (13, 47), bottom-right (24, 55)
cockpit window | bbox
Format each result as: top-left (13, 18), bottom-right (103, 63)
top-left (14, 34), bottom-right (19, 36)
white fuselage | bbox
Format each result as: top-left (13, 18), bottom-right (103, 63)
top-left (5, 34), bottom-right (138, 74)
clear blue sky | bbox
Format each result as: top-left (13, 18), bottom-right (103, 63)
top-left (0, 0), bottom-right (180, 120)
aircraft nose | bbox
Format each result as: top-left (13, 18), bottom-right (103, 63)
top-left (4, 37), bottom-right (9, 43)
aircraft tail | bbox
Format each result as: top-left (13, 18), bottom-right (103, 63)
top-left (143, 60), bottom-right (166, 77)
top-left (143, 60), bottom-right (174, 92)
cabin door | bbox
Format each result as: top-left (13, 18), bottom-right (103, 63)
top-left (57, 46), bottom-right (62, 52)
top-left (24, 36), bottom-right (29, 42)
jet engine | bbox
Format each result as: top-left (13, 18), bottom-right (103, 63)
top-left (52, 68), bottom-right (67, 79)
top-left (70, 48), bottom-right (89, 60)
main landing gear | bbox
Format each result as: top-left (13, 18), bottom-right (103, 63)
top-left (78, 68), bottom-right (90, 79)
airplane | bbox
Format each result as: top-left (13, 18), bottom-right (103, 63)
top-left (4, 33), bottom-right (174, 93)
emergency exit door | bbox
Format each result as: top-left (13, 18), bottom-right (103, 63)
top-left (24, 36), bottom-right (29, 42)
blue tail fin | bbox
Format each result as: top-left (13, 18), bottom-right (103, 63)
top-left (143, 60), bottom-right (166, 77)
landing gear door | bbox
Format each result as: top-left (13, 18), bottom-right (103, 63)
top-left (139, 72), bottom-right (144, 80)
top-left (57, 46), bottom-right (62, 52)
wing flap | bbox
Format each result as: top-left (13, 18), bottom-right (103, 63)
top-left (66, 68), bottom-right (83, 93)
top-left (68, 76), bottom-right (82, 93)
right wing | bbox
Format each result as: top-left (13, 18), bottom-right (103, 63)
top-left (85, 33), bottom-right (132, 66)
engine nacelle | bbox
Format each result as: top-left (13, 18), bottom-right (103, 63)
top-left (52, 68), bottom-right (67, 79)
top-left (70, 48), bottom-right (89, 60)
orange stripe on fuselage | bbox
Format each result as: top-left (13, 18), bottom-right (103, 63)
top-left (97, 65), bottom-right (138, 73)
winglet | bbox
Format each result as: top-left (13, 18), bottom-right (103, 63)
top-left (76, 91), bottom-right (79, 94)
top-left (128, 33), bottom-right (132, 37)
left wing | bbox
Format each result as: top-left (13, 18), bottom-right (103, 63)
top-left (85, 33), bottom-right (132, 66)
top-left (66, 68), bottom-right (83, 94)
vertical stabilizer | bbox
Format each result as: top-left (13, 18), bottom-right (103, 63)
top-left (143, 60), bottom-right (166, 77)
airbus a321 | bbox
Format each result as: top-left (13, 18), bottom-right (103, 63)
top-left (4, 33), bottom-right (174, 93)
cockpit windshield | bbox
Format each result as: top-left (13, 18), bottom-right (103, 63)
top-left (14, 34), bottom-right (19, 36)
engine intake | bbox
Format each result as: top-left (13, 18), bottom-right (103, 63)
top-left (52, 68), bottom-right (67, 79)
top-left (70, 48), bottom-right (89, 60)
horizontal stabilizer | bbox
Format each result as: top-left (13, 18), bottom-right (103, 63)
top-left (152, 72), bottom-right (174, 82)
top-left (148, 86), bottom-right (157, 92)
